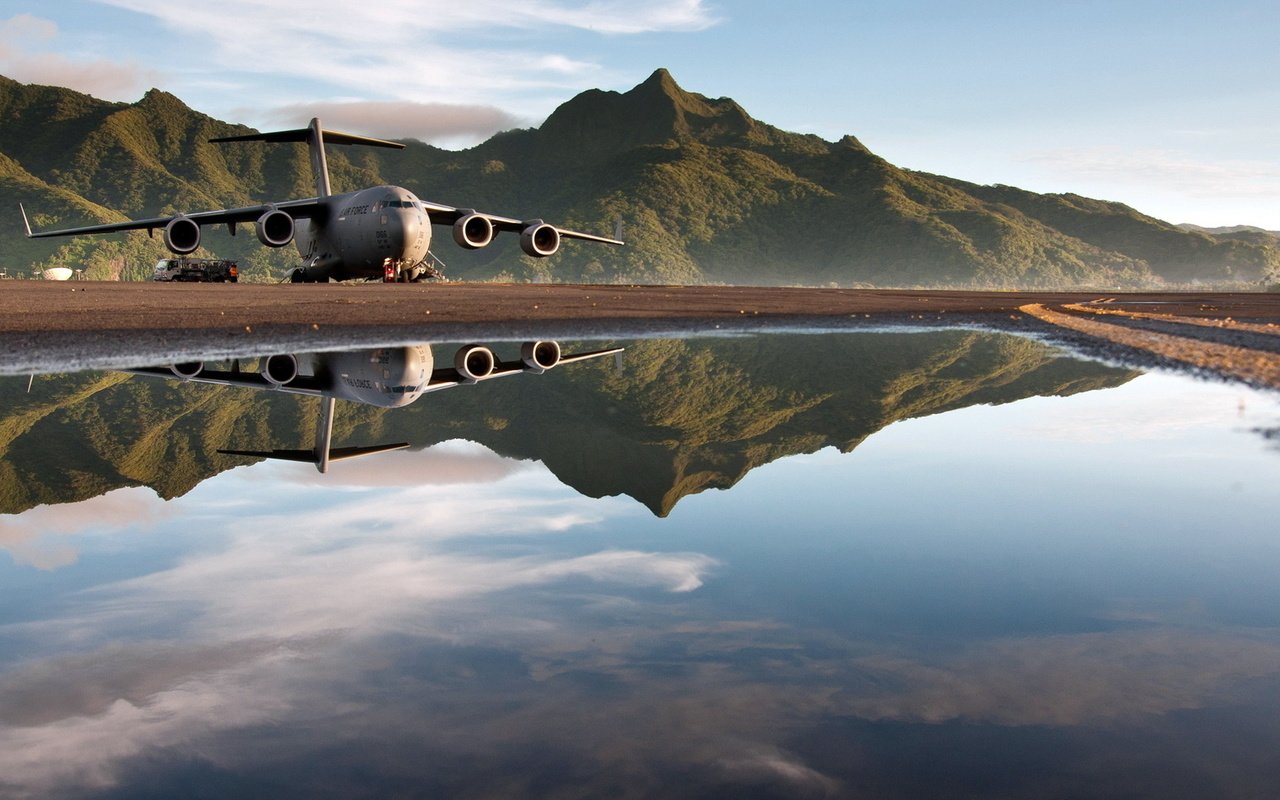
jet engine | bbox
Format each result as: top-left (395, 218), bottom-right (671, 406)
top-left (263, 354), bottom-right (300, 387)
top-left (163, 216), bottom-right (201, 255)
top-left (169, 361), bottom-right (204, 379)
top-left (454, 344), bottom-right (496, 383)
top-left (520, 340), bottom-right (561, 373)
top-left (452, 213), bottom-right (495, 249)
top-left (519, 221), bottom-right (560, 258)
top-left (255, 208), bottom-right (295, 247)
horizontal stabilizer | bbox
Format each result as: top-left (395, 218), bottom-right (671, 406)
top-left (329, 443), bottom-right (412, 461)
top-left (210, 126), bottom-right (404, 150)
top-left (218, 448), bottom-right (316, 464)
top-left (219, 442), bottom-right (409, 468)
top-left (210, 117), bottom-right (400, 198)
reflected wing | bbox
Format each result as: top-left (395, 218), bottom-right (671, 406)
top-left (423, 346), bottom-right (624, 392)
top-left (123, 366), bottom-right (328, 397)
top-left (419, 201), bottom-right (623, 245)
top-left (21, 198), bottom-right (322, 239)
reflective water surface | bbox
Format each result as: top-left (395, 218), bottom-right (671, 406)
top-left (2, 331), bottom-right (1279, 799)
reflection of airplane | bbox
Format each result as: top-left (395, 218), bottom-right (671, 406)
top-left (21, 118), bottom-right (623, 283)
top-left (125, 341), bottom-right (622, 472)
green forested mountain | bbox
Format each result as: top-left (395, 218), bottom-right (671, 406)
top-left (0, 332), bottom-right (1136, 517)
top-left (2, 70), bottom-right (1276, 286)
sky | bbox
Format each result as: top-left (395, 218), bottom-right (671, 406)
top-left (0, 0), bottom-right (1277, 228)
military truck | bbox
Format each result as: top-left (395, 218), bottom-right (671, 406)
top-left (152, 258), bottom-right (239, 282)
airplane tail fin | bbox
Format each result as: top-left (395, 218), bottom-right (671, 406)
top-left (210, 118), bottom-right (404, 199)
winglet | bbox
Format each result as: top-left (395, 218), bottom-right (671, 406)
top-left (19, 203), bottom-right (32, 238)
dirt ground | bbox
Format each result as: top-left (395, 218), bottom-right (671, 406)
top-left (2, 282), bottom-right (1279, 384)
top-left (4, 281), bottom-right (1280, 331)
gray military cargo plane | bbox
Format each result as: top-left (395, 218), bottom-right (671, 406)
top-left (21, 118), bottom-right (623, 283)
top-left (128, 340), bottom-right (623, 472)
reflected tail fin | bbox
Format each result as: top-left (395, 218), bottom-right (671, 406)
top-left (218, 395), bottom-right (408, 473)
top-left (218, 443), bottom-right (410, 472)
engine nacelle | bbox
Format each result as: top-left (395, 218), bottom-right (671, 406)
top-left (255, 209), bottom-right (295, 247)
top-left (263, 354), bottom-right (300, 387)
top-left (163, 216), bottom-right (201, 255)
top-left (519, 221), bottom-right (560, 258)
top-left (520, 340), bottom-right (561, 373)
top-left (170, 361), bottom-right (204, 379)
top-left (454, 344), bottom-right (496, 383)
top-left (452, 213), bottom-right (495, 250)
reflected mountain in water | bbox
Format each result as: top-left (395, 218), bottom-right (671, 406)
top-left (0, 332), bottom-right (1137, 516)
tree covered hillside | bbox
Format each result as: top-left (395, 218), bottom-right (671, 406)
top-left (2, 70), bottom-right (1276, 286)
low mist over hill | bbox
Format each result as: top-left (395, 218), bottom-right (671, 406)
top-left (2, 70), bottom-right (1277, 287)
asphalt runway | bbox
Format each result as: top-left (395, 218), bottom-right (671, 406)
top-left (2, 282), bottom-right (1279, 384)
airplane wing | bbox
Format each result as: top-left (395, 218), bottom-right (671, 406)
top-left (419, 201), bottom-right (624, 246)
top-left (423, 346), bottom-right (624, 392)
top-left (20, 198), bottom-right (323, 239)
top-left (122, 365), bottom-right (328, 397)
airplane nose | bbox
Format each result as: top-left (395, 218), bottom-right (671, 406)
top-left (386, 209), bottom-right (406, 246)
top-left (393, 209), bottom-right (418, 253)
top-left (398, 208), bottom-right (431, 262)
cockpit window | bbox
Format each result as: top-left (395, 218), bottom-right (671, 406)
top-left (373, 199), bottom-right (419, 211)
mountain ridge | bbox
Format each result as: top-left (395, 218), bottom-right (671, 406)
top-left (1, 70), bottom-right (1276, 287)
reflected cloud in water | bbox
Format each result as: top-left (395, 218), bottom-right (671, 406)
top-left (279, 440), bottom-right (531, 487)
top-left (1, 332), bottom-right (1279, 797)
top-left (0, 442), bottom-right (714, 795)
top-left (0, 488), bottom-right (170, 570)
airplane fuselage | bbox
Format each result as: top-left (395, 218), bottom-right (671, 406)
top-left (296, 185), bottom-right (433, 281)
top-left (319, 345), bottom-right (433, 407)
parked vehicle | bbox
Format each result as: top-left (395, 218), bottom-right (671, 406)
top-left (152, 258), bottom-right (238, 282)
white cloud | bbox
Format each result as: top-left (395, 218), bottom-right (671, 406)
top-left (1011, 375), bottom-right (1256, 444)
top-left (0, 14), bottom-right (158, 101)
top-left (280, 443), bottom-right (530, 487)
top-left (1022, 145), bottom-right (1280, 202)
top-left (260, 100), bottom-right (522, 144)
top-left (91, 0), bottom-right (718, 129)
top-left (101, 0), bottom-right (717, 38)
top-left (0, 643), bottom-right (299, 794)
top-left (0, 447), bottom-right (715, 794)
top-left (717, 747), bottom-right (841, 796)
top-left (4, 445), bottom-right (703, 645)
top-left (844, 630), bottom-right (1280, 727)
top-left (0, 487), bottom-right (169, 570)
